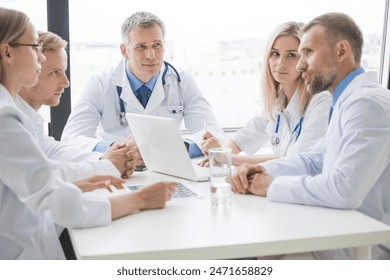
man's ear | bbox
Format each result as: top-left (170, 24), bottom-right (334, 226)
top-left (336, 40), bottom-right (352, 61)
top-left (120, 44), bottom-right (128, 59)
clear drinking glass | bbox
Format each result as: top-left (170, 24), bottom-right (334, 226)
top-left (208, 148), bottom-right (232, 208)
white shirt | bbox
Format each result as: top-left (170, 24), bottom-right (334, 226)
top-left (262, 72), bottom-right (390, 257)
top-left (232, 90), bottom-right (331, 155)
top-left (61, 60), bottom-right (226, 151)
top-left (15, 96), bottom-right (120, 182)
top-left (0, 85), bottom-right (111, 259)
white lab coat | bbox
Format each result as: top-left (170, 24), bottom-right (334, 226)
top-left (15, 96), bottom-right (120, 182)
top-left (232, 90), bottom-right (331, 155)
top-left (61, 60), bottom-right (225, 151)
top-left (262, 72), bottom-right (390, 259)
top-left (0, 85), bottom-right (111, 259)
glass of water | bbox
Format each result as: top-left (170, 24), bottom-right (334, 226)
top-left (208, 148), bottom-right (232, 208)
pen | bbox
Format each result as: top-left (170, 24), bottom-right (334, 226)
top-left (203, 122), bottom-right (209, 157)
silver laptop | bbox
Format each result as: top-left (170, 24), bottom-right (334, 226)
top-left (125, 113), bottom-right (210, 181)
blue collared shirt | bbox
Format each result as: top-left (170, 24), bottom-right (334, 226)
top-left (183, 139), bottom-right (203, 158)
top-left (125, 62), bottom-right (158, 96)
top-left (93, 141), bottom-right (112, 153)
top-left (329, 67), bottom-right (365, 122)
top-left (92, 64), bottom-right (159, 153)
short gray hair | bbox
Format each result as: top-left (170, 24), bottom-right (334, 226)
top-left (121, 11), bottom-right (165, 44)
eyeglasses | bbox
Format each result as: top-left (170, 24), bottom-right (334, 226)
top-left (8, 42), bottom-right (43, 53)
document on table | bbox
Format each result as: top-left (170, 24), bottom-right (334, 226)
top-left (126, 181), bottom-right (201, 200)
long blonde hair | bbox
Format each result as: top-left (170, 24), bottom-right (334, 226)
top-left (261, 21), bottom-right (311, 120)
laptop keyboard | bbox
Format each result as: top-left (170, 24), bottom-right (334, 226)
top-left (126, 181), bottom-right (199, 199)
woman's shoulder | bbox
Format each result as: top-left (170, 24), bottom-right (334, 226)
top-left (0, 103), bottom-right (27, 128)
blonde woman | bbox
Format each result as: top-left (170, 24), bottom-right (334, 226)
top-left (200, 22), bottom-right (331, 166)
top-left (0, 7), bottom-right (177, 259)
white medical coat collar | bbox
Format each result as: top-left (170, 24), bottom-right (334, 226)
top-left (113, 60), bottom-right (175, 113)
top-left (0, 84), bottom-right (16, 107)
top-left (335, 71), bottom-right (377, 106)
top-left (124, 60), bottom-right (159, 93)
top-left (273, 90), bottom-right (301, 118)
top-left (14, 95), bottom-right (44, 125)
top-left (0, 85), bottom-right (36, 136)
top-left (332, 67), bottom-right (365, 108)
top-left (327, 71), bottom-right (377, 129)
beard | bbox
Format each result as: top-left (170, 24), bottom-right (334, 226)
top-left (307, 71), bottom-right (337, 94)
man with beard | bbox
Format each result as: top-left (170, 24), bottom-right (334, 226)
top-left (231, 12), bottom-right (390, 259)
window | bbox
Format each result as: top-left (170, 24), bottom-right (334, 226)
top-left (380, 1), bottom-right (390, 87)
top-left (3, 0), bottom-right (388, 130)
top-left (68, 0), bottom-right (386, 129)
top-left (1, 0), bottom-right (47, 29)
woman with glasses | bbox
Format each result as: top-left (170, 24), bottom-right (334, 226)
top-left (8, 41), bottom-right (43, 53)
top-left (0, 7), bottom-right (177, 259)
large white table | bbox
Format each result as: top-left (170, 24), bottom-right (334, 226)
top-left (69, 170), bottom-right (390, 260)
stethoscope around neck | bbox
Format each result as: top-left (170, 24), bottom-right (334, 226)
top-left (271, 101), bottom-right (308, 146)
top-left (271, 113), bottom-right (304, 146)
top-left (117, 61), bottom-right (182, 126)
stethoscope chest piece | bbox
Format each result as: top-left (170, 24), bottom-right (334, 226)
top-left (118, 112), bottom-right (127, 126)
top-left (271, 136), bottom-right (280, 146)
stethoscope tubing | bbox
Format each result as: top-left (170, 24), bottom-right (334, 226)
top-left (117, 61), bottom-right (182, 125)
top-left (271, 99), bottom-right (309, 146)
top-left (271, 113), bottom-right (304, 146)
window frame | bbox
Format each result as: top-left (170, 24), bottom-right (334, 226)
top-left (47, 0), bottom-right (390, 139)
